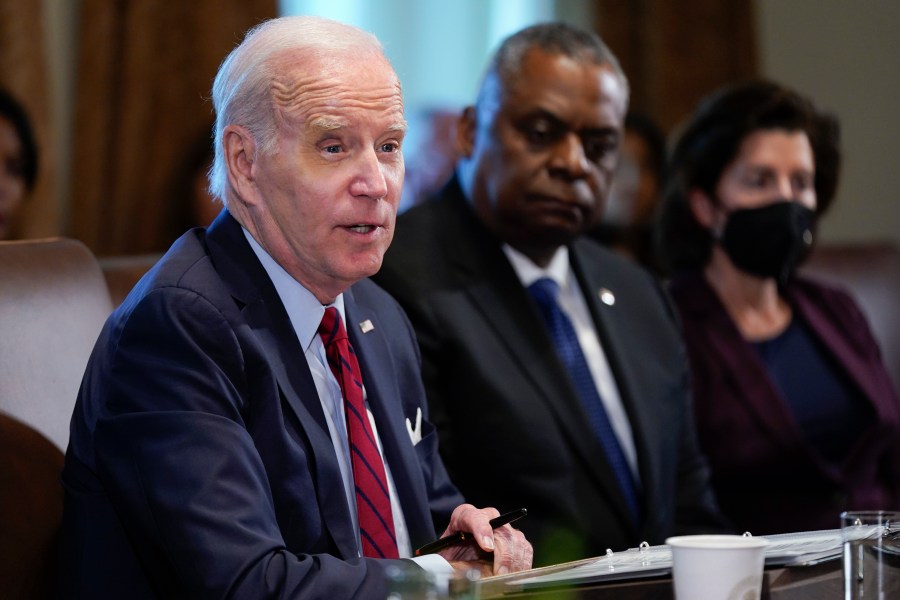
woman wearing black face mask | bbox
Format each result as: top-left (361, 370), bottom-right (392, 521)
top-left (657, 80), bottom-right (900, 536)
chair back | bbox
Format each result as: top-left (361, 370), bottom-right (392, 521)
top-left (802, 241), bottom-right (900, 390)
top-left (0, 238), bottom-right (113, 452)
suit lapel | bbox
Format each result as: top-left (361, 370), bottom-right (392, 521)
top-left (567, 242), bottom-right (660, 529)
top-left (204, 212), bottom-right (359, 558)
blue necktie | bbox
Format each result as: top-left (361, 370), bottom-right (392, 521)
top-left (528, 277), bottom-right (641, 524)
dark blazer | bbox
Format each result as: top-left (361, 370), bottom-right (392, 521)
top-left (58, 211), bottom-right (463, 598)
top-left (669, 271), bottom-right (900, 535)
top-left (373, 178), bottom-right (724, 566)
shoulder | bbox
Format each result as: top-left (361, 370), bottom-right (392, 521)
top-left (125, 230), bottom-right (220, 300)
top-left (378, 193), bottom-right (471, 298)
top-left (109, 230), bottom-right (246, 352)
top-left (788, 276), bottom-right (876, 338)
top-left (571, 236), bottom-right (656, 285)
top-left (388, 193), bottom-right (460, 259)
top-left (790, 276), bottom-right (866, 318)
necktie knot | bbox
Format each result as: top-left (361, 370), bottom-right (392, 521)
top-left (529, 277), bottom-right (561, 306)
top-left (318, 306), bottom-right (348, 346)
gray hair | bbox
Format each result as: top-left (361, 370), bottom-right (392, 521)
top-left (478, 22), bottom-right (629, 107)
top-left (208, 16), bottom-right (385, 203)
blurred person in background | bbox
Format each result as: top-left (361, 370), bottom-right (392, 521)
top-left (658, 80), bottom-right (900, 535)
top-left (590, 112), bottom-right (666, 272)
top-left (0, 89), bottom-right (38, 240)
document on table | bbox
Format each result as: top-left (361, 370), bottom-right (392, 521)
top-left (500, 529), bottom-right (843, 591)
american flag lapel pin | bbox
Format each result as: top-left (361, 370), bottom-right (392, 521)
top-left (359, 319), bottom-right (375, 334)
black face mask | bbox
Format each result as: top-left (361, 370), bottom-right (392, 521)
top-left (717, 201), bottom-right (816, 284)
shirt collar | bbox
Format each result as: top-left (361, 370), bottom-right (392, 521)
top-left (242, 227), bottom-right (346, 351)
top-left (502, 244), bottom-right (571, 290)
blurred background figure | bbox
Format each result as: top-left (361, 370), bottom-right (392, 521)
top-left (0, 89), bottom-right (38, 240)
top-left (590, 112), bottom-right (666, 272)
top-left (164, 125), bottom-right (221, 244)
top-left (658, 80), bottom-right (900, 535)
top-left (400, 106), bottom-right (461, 211)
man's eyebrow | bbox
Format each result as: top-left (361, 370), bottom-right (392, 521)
top-left (521, 107), bottom-right (564, 124)
top-left (309, 117), bottom-right (346, 131)
top-left (386, 120), bottom-right (408, 134)
top-left (306, 118), bottom-right (407, 135)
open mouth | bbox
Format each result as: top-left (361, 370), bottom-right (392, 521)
top-left (347, 224), bottom-right (377, 234)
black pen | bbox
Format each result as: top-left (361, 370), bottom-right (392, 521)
top-left (414, 508), bottom-right (528, 556)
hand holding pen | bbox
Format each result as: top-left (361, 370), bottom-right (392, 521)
top-left (415, 506), bottom-right (532, 576)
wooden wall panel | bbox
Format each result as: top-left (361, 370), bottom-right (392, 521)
top-left (595, 0), bottom-right (758, 134)
top-left (71, 0), bottom-right (276, 255)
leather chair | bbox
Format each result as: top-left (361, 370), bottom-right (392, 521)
top-left (0, 238), bottom-right (113, 598)
top-left (0, 238), bottom-right (113, 451)
top-left (801, 241), bottom-right (900, 390)
top-left (0, 413), bottom-right (65, 599)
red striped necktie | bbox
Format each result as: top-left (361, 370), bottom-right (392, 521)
top-left (318, 307), bottom-right (400, 559)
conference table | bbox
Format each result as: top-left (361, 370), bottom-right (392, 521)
top-left (477, 558), bottom-right (844, 599)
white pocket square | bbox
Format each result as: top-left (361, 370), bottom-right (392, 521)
top-left (406, 407), bottom-right (423, 446)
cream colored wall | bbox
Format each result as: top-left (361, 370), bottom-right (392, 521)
top-left (756, 0), bottom-right (900, 245)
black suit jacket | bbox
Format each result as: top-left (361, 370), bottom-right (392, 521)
top-left (59, 211), bottom-right (463, 598)
top-left (374, 177), bottom-right (724, 565)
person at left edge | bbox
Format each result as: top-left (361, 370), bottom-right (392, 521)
top-left (58, 16), bottom-right (531, 598)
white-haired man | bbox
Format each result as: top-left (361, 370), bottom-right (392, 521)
top-left (59, 16), bottom-right (530, 598)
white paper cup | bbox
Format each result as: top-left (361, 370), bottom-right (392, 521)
top-left (666, 534), bottom-right (768, 600)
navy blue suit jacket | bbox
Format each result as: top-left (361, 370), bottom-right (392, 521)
top-left (59, 211), bottom-right (463, 598)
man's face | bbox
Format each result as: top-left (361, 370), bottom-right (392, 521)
top-left (460, 49), bottom-right (628, 265)
top-left (249, 51), bottom-right (406, 302)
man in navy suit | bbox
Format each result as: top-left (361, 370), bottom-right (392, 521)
top-left (58, 16), bottom-right (530, 598)
top-left (374, 23), bottom-right (726, 566)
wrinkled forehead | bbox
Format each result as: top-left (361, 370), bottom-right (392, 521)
top-left (270, 48), bottom-right (405, 130)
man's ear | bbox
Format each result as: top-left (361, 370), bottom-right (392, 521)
top-left (223, 124), bottom-right (260, 206)
top-left (689, 188), bottom-right (717, 229)
top-left (456, 106), bottom-right (477, 158)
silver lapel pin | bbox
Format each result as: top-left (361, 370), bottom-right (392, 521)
top-left (598, 288), bottom-right (615, 306)
top-left (359, 319), bottom-right (375, 333)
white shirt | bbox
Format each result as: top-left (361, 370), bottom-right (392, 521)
top-left (502, 244), bottom-right (641, 480)
top-left (243, 229), bottom-right (451, 576)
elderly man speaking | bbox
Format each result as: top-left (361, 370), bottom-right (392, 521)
top-left (58, 16), bottom-right (530, 598)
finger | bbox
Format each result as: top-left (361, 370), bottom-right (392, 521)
top-left (511, 529), bottom-right (533, 572)
top-left (521, 532), bottom-right (534, 571)
top-left (490, 524), bottom-right (518, 575)
top-left (449, 505), bottom-right (499, 552)
top-left (493, 525), bottom-right (532, 574)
